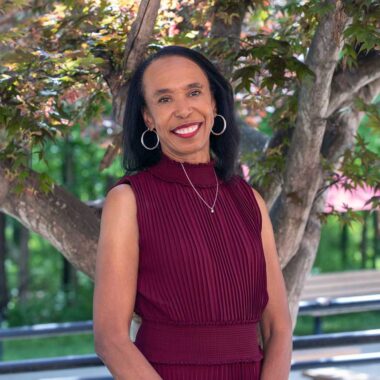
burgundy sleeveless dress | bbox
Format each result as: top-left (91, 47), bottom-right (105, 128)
top-left (109, 152), bottom-right (268, 380)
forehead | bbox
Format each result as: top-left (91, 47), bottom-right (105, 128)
top-left (142, 56), bottom-right (209, 95)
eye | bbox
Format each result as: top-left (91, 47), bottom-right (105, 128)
top-left (158, 96), bottom-right (171, 104)
top-left (189, 90), bottom-right (201, 97)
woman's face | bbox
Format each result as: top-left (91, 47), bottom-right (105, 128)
top-left (142, 55), bottom-right (217, 162)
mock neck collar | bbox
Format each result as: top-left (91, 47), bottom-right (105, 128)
top-left (147, 152), bottom-right (223, 188)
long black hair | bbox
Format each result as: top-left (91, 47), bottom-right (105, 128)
top-left (121, 45), bottom-right (240, 182)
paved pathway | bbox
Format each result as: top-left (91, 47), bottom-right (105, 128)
top-left (291, 342), bottom-right (380, 379)
top-left (291, 363), bottom-right (380, 379)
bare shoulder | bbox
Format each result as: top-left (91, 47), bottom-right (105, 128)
top-left (95, 182), bottom-right (139, 279)
top-left (103, 183), bottom-right (137, 216)
top-left (250, 187), bottom-right (268, 213)
top-left (98, 183), bottom-right (138, 248)
top-left (106, 182), bottom-right (136, 204)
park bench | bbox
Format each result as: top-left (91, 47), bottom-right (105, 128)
top-left (299, 269), bottom-right (380, 334)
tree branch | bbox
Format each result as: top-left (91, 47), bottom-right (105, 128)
top-left (273, 0), bottom-right (349, 268)
top-left (122, 0), bottom-right (161, 74)
top-left (100, 0), bottom-right (161, 169)
top-left (327, 53), bottom-right (380, 116)
top-left (210, 0), bottom-right (251, 77)
top-left (0, 162), bottom-right (99, 279)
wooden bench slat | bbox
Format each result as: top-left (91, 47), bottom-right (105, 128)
top-left (305, 276), bottom-right (380, 289)
top-left (299, 270), bottom-right (380, 332)
top-left (304, 270), bottom-right (379, 282)
top-left (301, 285), bottom-right (380, 300)
top-left (304, 281), bottom-right (380, 292)
top-left (302, 367), bottom-right (377, 380)
top-left (300, 270), bottom-right (380, 301)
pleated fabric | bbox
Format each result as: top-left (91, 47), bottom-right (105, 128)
top-left (109, 152), bottom-right (268, 380)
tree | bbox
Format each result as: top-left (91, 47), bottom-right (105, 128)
top-left (0, 0), bottom-right (379, 327)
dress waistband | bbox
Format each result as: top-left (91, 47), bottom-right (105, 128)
top-left (134, 319), bottom-right (263, 365)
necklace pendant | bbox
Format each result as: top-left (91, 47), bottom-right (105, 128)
top-left (180, 162), bottom-right (218, 215)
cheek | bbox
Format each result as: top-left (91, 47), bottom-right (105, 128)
top-left (153, 102), bottom-right (172, 113)
top-left (150, 107), bottom-right (173, 130)
top-left (203, 98), bottom-right (216, 117)
top-left (148, 105), bottom-right (162, 119)
top-left (205, 106), bottom-right (215, 122)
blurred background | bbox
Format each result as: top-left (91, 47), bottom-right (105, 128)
top-left (0, 0), bottom-right (379, 378)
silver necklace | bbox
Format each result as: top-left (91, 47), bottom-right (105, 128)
top-left (180, 162), bottom-right (219, 213)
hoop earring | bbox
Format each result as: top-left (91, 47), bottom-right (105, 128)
top-left (141, 128), bottom-right (160, 150)
top-left (211, 114), bottom-right (227, 135)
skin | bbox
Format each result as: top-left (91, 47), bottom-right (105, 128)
top-left (254, 188), bottom-right (293, 379)
top-left (142, 56), bottom-right (216, 164)
top-left (93, 55), bottom-right (292, 380)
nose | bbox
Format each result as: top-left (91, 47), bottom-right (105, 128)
top-left (174, 98), bottom-right (193, 119)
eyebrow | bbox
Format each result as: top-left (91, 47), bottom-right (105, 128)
top-left (152, 82), bottom-right (204, 98)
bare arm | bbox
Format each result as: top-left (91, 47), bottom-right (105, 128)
top-left (252, 188), bottom-right (293, 380)
top-left (93, 184), bottom-right (163, 380)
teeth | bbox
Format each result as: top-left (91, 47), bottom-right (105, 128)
top-left (174, 124), bottom-right (199, 135)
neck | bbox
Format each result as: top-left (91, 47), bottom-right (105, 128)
top-left (161, 150), bottom-right (211, 165)
top-left (147, 151), bottom-right (221, 188)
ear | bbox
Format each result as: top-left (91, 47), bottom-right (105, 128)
top-left (142, 107), bottom-right (154, 130)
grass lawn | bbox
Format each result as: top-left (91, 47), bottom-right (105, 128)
top-left (294, 311), bottom-right (380, 335)
top-left (1, 334), bottom-right (95, 361)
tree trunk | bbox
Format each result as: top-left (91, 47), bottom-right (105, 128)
top-left (283, 192), bottom-right (325, 326)
top-left (283, 77), bottom-right (380, 324)
top-left (274, 0), bottom-right (348, 269)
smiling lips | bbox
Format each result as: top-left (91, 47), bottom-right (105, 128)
top-left (172, 122), bottom-right (202, 138)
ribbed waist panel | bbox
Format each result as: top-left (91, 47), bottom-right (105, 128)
top-left (134, 319), bottom-right (263, 365)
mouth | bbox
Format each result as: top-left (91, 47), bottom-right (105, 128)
top-left (171, 122), bottom-right (202, 138)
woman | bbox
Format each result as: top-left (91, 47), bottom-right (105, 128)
top-left (93, 45), bottom-right (292, 380)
